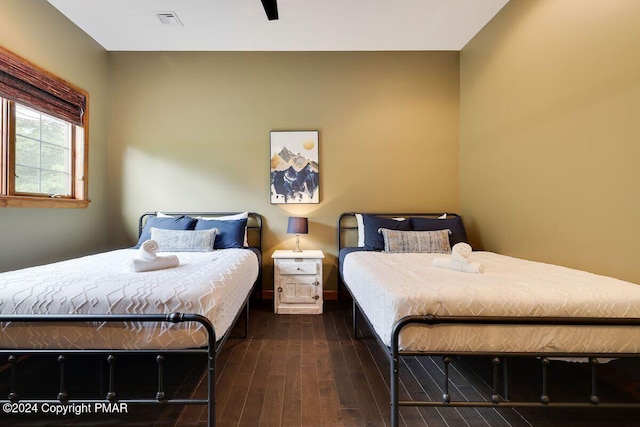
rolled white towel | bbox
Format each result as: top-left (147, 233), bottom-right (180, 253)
top-left (432, 257), bottom-right (485, 273)
top-left (451, 242), bottom-right (472, 262)
top-left (137, 239), bottom-right (159, 261)
top-left (131, 255), bottom-right (179, 273)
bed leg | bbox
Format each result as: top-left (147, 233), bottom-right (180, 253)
top-left (187, 313), bottom-right (217, 427)
top-left (352, 300), bottom-right (358, 338)
top-left (244, 299), bottom-right (250, 339)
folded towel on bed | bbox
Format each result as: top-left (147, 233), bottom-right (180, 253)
top-left (137, 239), bottom-right (159, 261)
top-left (451, 242), bottom-right (472, 262)
top-left (433, 243), bottom-right (484, 273)
top-left (132, 239), bottom-right (179, 272)
top-left (432, 257), bottom-right (485, 273)
top-left (131, 254), bottom-right (180, 273)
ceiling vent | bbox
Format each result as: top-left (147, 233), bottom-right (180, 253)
top-left (155, 11), bottom-right (183, 26)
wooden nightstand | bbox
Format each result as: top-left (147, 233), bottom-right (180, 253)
top-left (272, 250), bottom-right (324, 314)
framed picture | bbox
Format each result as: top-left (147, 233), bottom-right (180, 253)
top-left (270, 130), bottom-right (319, 204)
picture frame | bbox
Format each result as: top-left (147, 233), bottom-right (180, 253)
top-left (270, 130), bottom-right (319, 204)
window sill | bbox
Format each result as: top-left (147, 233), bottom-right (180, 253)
top-left (0, 195), bottom-right (90, 209)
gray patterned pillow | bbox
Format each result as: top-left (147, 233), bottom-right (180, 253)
top-left (150, 228), bottom-right (217, 252)
top-left (380, 228), bottom-right (451, 254)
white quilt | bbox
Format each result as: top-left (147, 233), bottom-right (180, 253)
top-left (343, 251), bottom-right (640, 353)
top-left (0, 248), bottom-right (259, 350)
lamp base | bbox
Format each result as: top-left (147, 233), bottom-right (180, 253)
top-left (293, 234), bottom-right (303, 252)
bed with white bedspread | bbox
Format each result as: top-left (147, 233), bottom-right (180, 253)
top-left (343, 250), bottom-right (640, 354)
top-left (0, 211), bottom-right (263, 427)
top-left (0, 248), bottom-right (258, 349)
top-left (337, 212), bottom-right (640, 427)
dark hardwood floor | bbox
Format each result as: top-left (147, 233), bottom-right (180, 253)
top-left (2, 300), bottom-right (640, 426)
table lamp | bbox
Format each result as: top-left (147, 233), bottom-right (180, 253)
top-left (287, 217), bottom-right (308, 252)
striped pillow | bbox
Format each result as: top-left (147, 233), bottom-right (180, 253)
top-left (150, 228), bottom-right (217, 252)
top-left (380, 228), bottom-right (451, 254)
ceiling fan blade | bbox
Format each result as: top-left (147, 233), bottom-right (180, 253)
top-left (261, 0), bottom-right (278, 20)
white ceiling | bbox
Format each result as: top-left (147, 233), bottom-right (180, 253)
top-left (46, 0), bottom-right (509, 51)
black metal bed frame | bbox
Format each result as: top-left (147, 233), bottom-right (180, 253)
top-left (337, 212), bottom-right (640, 427)
top-left (0, 313), bottom-right (219, 424)
top-left (0, 211), bottom-right (263, 427)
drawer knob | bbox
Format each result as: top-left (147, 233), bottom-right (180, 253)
top-left (312, 295), bottom-right (319, 300)
top-left (277, 287), bottom-right (283, 293)
top-left (297, 267), bottom-right (302, 271)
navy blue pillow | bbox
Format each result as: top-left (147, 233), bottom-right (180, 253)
top-left (195, 218), bottom-right (247, 249)
top-left (410, 216), bottom-right (468, 247)
top-left (362, 214), bottom-right (412, 251)
top-left (135, 215), bottom-right (196, 248)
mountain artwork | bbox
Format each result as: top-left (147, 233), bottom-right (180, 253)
top-left (270, 131), bottom-right (319, 204)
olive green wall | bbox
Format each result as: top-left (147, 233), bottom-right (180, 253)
top-left (107, 51), bottom-right (461, 291)
top-left (460, 1), bottom-right (640, 283)
top-left (0, 0), bottom-right (110, 272)
top-left (3, 1), bottom-right (636, 292)
top-left (4, 1), bottom-right (637, 291)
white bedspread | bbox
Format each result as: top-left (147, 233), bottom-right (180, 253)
top-left (343, 251), bottom-right (640, 353)
top-left (0, 248), bottom-right (259, 350)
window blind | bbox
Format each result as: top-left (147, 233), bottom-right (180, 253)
top-left (0, 46), bottom-right (86, 127)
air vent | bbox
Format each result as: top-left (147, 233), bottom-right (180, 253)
top-left (155, 11), bottom-right (183, 26)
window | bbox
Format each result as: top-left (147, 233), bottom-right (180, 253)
top-left (1, 46), bottom-right (89, 208)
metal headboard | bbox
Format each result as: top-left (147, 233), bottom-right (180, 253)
top-left (138, 212), bottom-right (263, 252)
top-left (337, 212), bottom-right (459, 251)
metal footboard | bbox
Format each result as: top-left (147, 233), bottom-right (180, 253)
top-left (0, 312), bottom-right (218, 426)
top-left (388, 314), bottom-right (640, 427)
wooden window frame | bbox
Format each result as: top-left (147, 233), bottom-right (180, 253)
top-left (0, 47), bottom-right (89, 209)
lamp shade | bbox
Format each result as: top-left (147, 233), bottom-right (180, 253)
top-left (287, 217), bottom-right (308, 234)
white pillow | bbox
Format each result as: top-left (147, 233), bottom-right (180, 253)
top-left (356, 213), bottom-right (365, 247)
top-left (157, 212), bottom-right (249, 221)
top-left (195, 212), bottom-right (248, 221)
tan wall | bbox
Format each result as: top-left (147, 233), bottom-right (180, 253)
top-left (0, 0), bottom-right (110, 272)
top-left (460, 1), bottom-right (640, 283)
top-left (107, 51), bottom-right (461, 291)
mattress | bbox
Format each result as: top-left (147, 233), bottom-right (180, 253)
top-left (0, 248), bottom-right (259, 350)
top-left (342, 250), bottom-right (640, 353)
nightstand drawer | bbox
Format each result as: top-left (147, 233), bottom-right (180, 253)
top-left (278, 262), bottom-right (317, 275)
